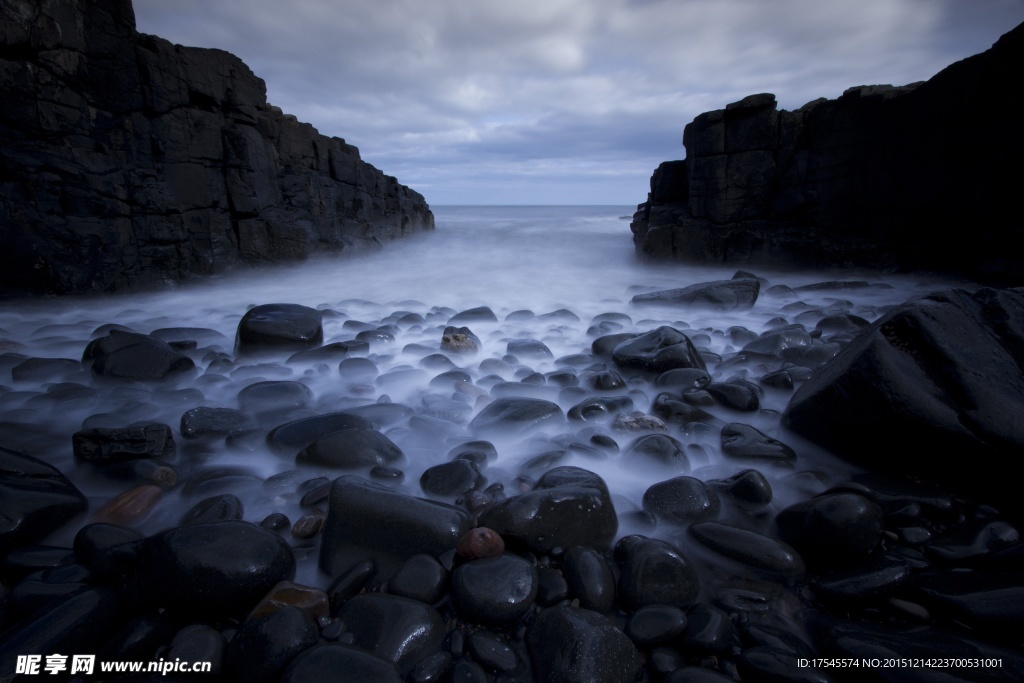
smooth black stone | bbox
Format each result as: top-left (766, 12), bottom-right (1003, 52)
top-left (759, 369), bottom-right (795, 390)
top-left (339, 356), bottom-right (379, 380)
top-left (342, 402), bottom-right (415, 427)
top-left (167, 625), bottom-right (225, 675)
top-left (592, 332), bottom-right (639, 357)
top-left (132, 521), bottom-right (295, 618)
top-left (409, 651), bottom-right (452, 683)
top-left (648, 646), bottom-right (686, 676)
top-left (356, 328), bottom-right (395, 346)
top-left (618, 538), bottom-right (700, 610)
top-left (738, 646), bottom-right (830, 683)
top-left (451, 554), bottom-right (537, 626)
top-left (689, 522), bottom-right (805, 578)
top-left (296, 428), bottom-right (404, 470)
top-left (339, 593), bottom-right (446, 675)
top-left (813, 553), bottom-right (911, 603)
top-left (1, 447), bottom-right (88, 553)
top-left (507, 338), bottom-right (553, 359)
top-left (449, 307), bottom-right (498, 324)
top-left (546, 368), bottom-right (579, 387)
top-left (563, 546), bottom-right (616, 613)
top-left (179, 406), bottom-right (258, 440)
top-left (72, 523), bottom-right (143, 579)
top-left (654, 367), bottom-right (712, 391)
top-left (226, 606), bottom-right (318, 683)
top-left (420, 394), bottom-right (473, 421)
top-left (260, 512), bottom-right (291, 532)
top-left (287, 341), bottom-right (366, 364)
top-left (467, 631), bottom-right (520, 673)
top-left (706, 382), bottom-right (759, 411)
top-left (3, 546), bottom-right (73, 579)
top-left (924, 519), bottom-right (1020, 562)
top-left (10, 357), bottom-right (80, 383)
top-left (280, 643), bottom-right (403, 683)
top-left (539, 308), bottom-right (580, 322)
top-left (72, 423), bottom-right (175, 463)
top-left (741, 327), bottom-right (813, 357)
top-left (631, 279), bottom-right (760, 310)
top-left (910, 570), bottom-right (1024, 633)
top-left (643, 476), bottom-right (720, 524)
top-left (448, 440), bottom-right (498, 464)
top-left (679, 603), bottom-right (734, 655)
top-left (388, 554), bottom-right (448, 604)
top-left (651, 392), bottom-right (719, 426)
top-left (527, 604), bottom-right (642, 683)
top-left (741, 622), bottom-right (815, 658)
top-left (708, 469), bottom-right (772, 510)
top-left (179, 493), bottom-right (244, 525)
top-left (420, 459), bottom-right (485, 498)
top-left (99, 614), bottom-right (178, 661)
top-left (627, 434), bottom-right (691, 471)
top-left (584, 369), bottom-right (628, 391)
top-left (235, 303), bottom-right (323, 355)
top-left (10, 579), bottom-right (89, 615)
top-left (450, 659), bottom-right (489, 683)
top-left (477, 466), bottom-right (617, 554)
top-left (850, 472), bottom-right (954, 516)
top-left (326, 559), bottom-right (377, 612)
top-left (320, 476), bottom-right (473, 577)
top-left (468, 397), bottom-right (565, 437)
top-left (237, 380), bottom-right (313, 416)
top-left (0, 588), bottom-right (122, 672)
top-left (625, 604), bottom-right (688, 647)
top-left (717, 588), bottom-right (771, 614)
top-left (535, 567), bottom-right (569, 606)
top-left (83, 330), bottom-right (196, 381)
top-left (611, 326), bottom-right (707, 373)
top-left (720, 423), bottom-right (796, 461)
top-left (776, 492), bottom-right (883, 564)
top-left (567, 396), bottom-right (634, 423)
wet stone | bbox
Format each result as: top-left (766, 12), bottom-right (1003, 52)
top-left (627, 433), bottom-right (691, 471)
top-left (468, 631), bottom-right (520, 673)
top-left (388, 554), bottom-right (448, 604)
top-left (720, 423), bottom-right (796, 461)
top-left (738, 646), bottom-right (831, 683)
top-left (706, 382), bottom-right (759, 411)
top-left (296, 429), bottom-right (404, 470)
top-left (180, 407), bottom-right (258, 439)
top-left (237, 380), bottom-right (313, 417)
top-left (625, 604), bottom-right (688, 647)
top-left (449, 306), bottom-right (498, 324)
top-left (291, 510), bottom-right (325, 539)
top-left (612, 326), bottom-right (707, 373)
top-left (910, 569), bottom-right (1024, 634)
top-left (326, 559), bottom-right (377, 611)
top-left (448, 440), bottom-right (498, 464)
top-left (456, 527), bottom-right (505, 560)
top-left (468, 397), bottom-right (565, 437)
top-left (813, 553), bottom-right (911, 603)
top-left (451, 554), bottom-right (537, 626)
top-left (235, 303), bottom-right (323, 355)
top-left (180, 493), bottom-right (243, 525)
top-left (226, 605), bottom-right (319, 683)
top-left (91, 484), bottom-right (163, 526)
top-left (83, 330), bottom-right (196, 381)
top-left (339, 356), bottom-right (379, 380)
top-left (924, 518), bottom-right (1019, 562)
top-left (260, 512), bottom-right (290, 532)
top-left (643, 476), bottom-right (721, 524)
top-left (776, 492), bottom-right (884, 565)
top-left (679, 603), bottom-right (734, 655)
top-left (759, 369), bottom-right (795, 389)
top-left (654, 367), bottom-right (712, 391)
top-left (477, 466), bottom-right (617, 554)
top-left (568, 395), bottom-right (634, 423)
top-left (528, 603), bottom-right (642, 683)
top-left (507, 338), bottom-right (553, 359)
top-left (10, 357), bottom-right (80, 383)
top-left (741, 327), bottom-right (813, 358)
top-left (72, 423), bottom-right (175, 463)
top-left (409, 651), bottom-right (452, 683)
top-left (536, 566), bottom-right (569, 606)
top-left (563, 546), bottom-right (617, 612)
top-left (618, 537), bottom-right (700, 610)
top-left (339, 593), bottom-right (446, 675)
top-left (584, 369), bottom-right (628, 391)
top-left (167, 625), bottom-right (225, 675)
top-left (1, 447), bottom-right (88, 553)
top-left (689, 522), bottom-right (805, 579)
top-left (280, 643), bottom-right (403, 683)
top-left (631, 279), bottom-right (760, 310)
top-left (708, 469), bottom-right (773, 510)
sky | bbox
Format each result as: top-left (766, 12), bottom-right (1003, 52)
top-left (132, 0), bottom-right (1024, 206)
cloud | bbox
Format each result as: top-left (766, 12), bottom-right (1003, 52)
top-left (132, 0), bottom-right (1024, 204)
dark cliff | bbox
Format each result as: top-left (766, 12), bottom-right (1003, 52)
top-left (0, 0), bottom-right (434, 296)
top-left (632, 22), bottom-right (1024, 284)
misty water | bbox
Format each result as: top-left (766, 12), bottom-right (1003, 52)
top-left (0, 205), bottom-right (970, 587)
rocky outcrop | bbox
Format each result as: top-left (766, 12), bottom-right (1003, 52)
top-left (0, 0), bottom-right (433, 296)
top-left (632, 22), bottom-right (1024, 284)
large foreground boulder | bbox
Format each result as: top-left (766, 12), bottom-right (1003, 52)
top-left (783, 288), bottom-right (1024, 515)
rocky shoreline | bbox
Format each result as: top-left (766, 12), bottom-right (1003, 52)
top-left (1, 274), bottom-right (1022, 682)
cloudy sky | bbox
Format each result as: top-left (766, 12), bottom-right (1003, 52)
top-left (132, 0), bottom-right (1024, 206)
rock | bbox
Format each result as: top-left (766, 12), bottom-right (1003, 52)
top-left (631, 279), bottom-right (760, 310)
top-left (420, 459), bottom-right (485, 497)
top-left (441, 326), bottom-right (481, 354)
top-left (706, 382), bottom-right (759, 411)
top-left (562, 546), bottom-right (616, 612)
top-left (527, 604), bottom-right (642, 683)
top-left (339, 593), bottom-right (446, 675)
top-left (507, 338), bottom-right (553, 359)
top-left (642, 476), bottom-right (720, 524)
top-left (132, 521), bottom-right (296, 618)
top-left (319, 476), bottom-right (473, 576)
top-left (477, 467), bottom-right (617, 553)
top-left (741, 328), bottom-right (813, 358)
top-left (10, 357), bottom-right (80, 383)
top-left (627, 434), bottom-right (691, 471)
top-left (449, 307), bottom-right (498, 325)
top-left (654, 368), bottom-right (712, 391)
top-left (678, 603), bottom-right (734, 655)
top-left (388, 554), bottom-right (448, 604)
top-left (248, 580), bottom-right (329, 621)
top-left (618, 537), bottom-right (700, 610)
top-left (813, 553), bottom-right (911, 603)
top-left (0, 446), bottom-right (88, 552)
top-left (237, 380), bottom-right (313, 417)
top-left (469, 397), bottom-right (565, 437)
top-left (180, 494), bottom-right (244, 525)
top-left (784, 288), bottom-right (1024, 516)
top-left (611, 327), bottom-right (707, 373)
top-left (281, 644), bottom-right (403, 683)
top-left (630, 23), bottom-right (1024, 283)
top-left (451, 554), bottom-right (537, 626)
top-left (0, 0), bottom-right (432, 297)
top-left (72, 423), bottom-right (174, 463)
top-left (689, 522), bottom-right (805, 578)
top-left (720, 423), bottom-right (796, 461)
top-left (738, 646), bottom-right (831, 683)
top-left (624, 605), bottom-right (688, 647)
top-left (92, 484), bottom-right (164, 526)
top-left (456, 527), bottom-right (505, 560)
top-left (296, 429), bottom-right (404, 470)
top-left (775, 492), bottom-right (884, 565)
top-left (226, 606), bottom-right (319, 683)
top-left (467, 631), bottom-right (520, 674)
top-left (708, 469), bottom-right (773, 510)
top-left (181, 407), bottom-right (258, 439)
top-left (83, 331), bottom-right (195, 381)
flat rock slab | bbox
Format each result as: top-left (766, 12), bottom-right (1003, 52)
top-left (631, 279), bottom-right (760, 310)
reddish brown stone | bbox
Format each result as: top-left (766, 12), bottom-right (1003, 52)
top-left (456, 527), bottom-right (505, 560)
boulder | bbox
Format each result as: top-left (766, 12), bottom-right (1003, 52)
top-left (235, 304), bottom-right (323, 355)
top-left (0, 446), bottom-right (88, 552)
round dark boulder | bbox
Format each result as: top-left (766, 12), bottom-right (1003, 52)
top-left (235, 304), bottom-right (323, 355)
top-left (1, 447), bottom-right (88, 553)
top-left (296, 429), bottom-right (404, 470)
top-left (338, 593), bottom-right (446, 675)
top-left (618, 537), bottom-right (700, 610)
top-left (776, 492), bottom-right (884, 565)
top-left (83, 330), bottom-right (196, 381)
top-left (611, 327), bottom-right (707, 373)
top-left (527, 603), bottom-right (641, 683)
top-left (469, 397), bottom-right (565, 437)
top-left (420, 459), bottom-right (485, 497)
top-left (642, 476), bottom-right (720, 524)
top-left (451, 554), bottom-right (537, 627)
top-left (280, 644), bottom-right (402, 683)
top-left (226, 606), bottom-right (318, 683)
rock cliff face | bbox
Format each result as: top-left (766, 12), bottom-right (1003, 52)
top-left (0, 0), bottom-right (434, 296)
top-left (632, 22), bottom-right (1024, 284)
